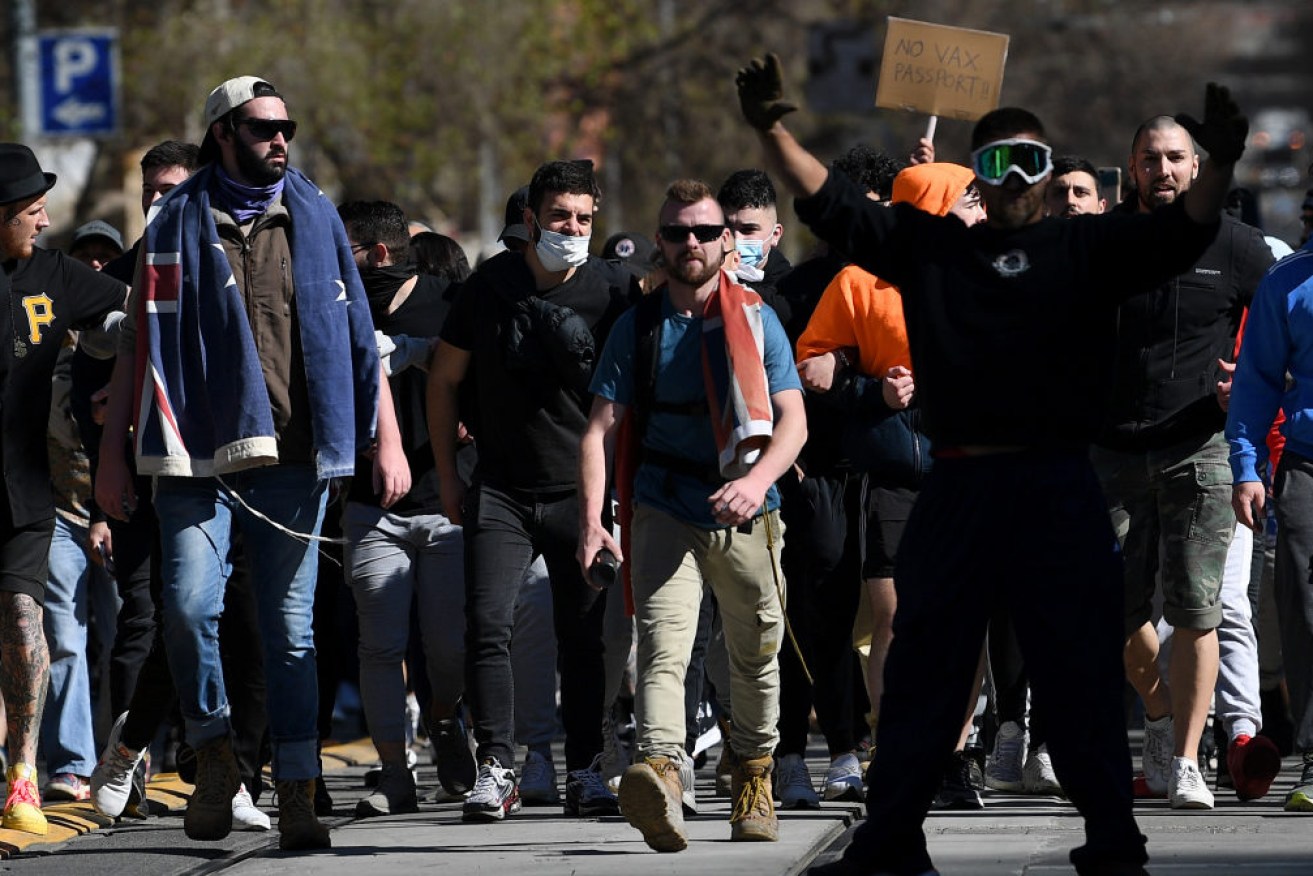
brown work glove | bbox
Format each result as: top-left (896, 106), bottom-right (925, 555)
top-left (736, 53), bottom-right (797, 132)
top-left (1175, 82), bottom-right (1248, 166)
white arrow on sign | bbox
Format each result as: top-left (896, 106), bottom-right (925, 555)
top-left (51, 96), bottom-right (107, 128)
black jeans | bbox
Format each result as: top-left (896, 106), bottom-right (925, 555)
top-left (107, 479), bottom-right (161, 723)
top-left (987, 605), bottom-right (1047, 748)
top-left (845, 450), bottom-right (1146, 876)
top-left (463, 482), bottom-right (607, 772)
top-left (776, 471), bottom-right (865, 758)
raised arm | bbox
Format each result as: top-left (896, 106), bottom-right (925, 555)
top-left (736, 54), bottom-right (829, 200)
top-left (1176, 82), bottom-right (1249, 226)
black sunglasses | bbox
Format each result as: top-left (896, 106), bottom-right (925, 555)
top-left (233, 116), bottom-right (298, 142)
top-left (658, 224), bottom-right (726, 244)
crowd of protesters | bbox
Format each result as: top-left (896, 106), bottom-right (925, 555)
top-left (0, 55), bottom-right (1308, 876)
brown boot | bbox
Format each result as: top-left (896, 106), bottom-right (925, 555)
top-left (618, 756), bottom-right (688, 852)
top-left (184, 736), bottom-right (241, 841)
top-left (730, 754), bottom-right (778, 842)
top-left (277, 779), bottom-right (332, 850)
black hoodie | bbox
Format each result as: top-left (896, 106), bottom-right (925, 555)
top-left (440, 250), bottom-right (628, 490)
top-left (1097, 200), bottom-right (1273, 452)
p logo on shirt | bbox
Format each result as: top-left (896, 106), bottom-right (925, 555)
top-left (20, 294), bottom-right (54, 345)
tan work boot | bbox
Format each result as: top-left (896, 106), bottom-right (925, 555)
top-left (277, 779), bottom-right (332, 850)
top-left (184, 736), bottom-right (241, 841)
top-left (618, 756), bottom-right (688, 852)
top-left (730, 753), bottom-right (778, 842)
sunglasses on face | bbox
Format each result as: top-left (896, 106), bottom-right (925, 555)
top-left (657, 224), bottom-right (726, 244)
top-left (233, 116), bottom-right (298, 142)
top-left (970, 138), bottom-right (1053, 185)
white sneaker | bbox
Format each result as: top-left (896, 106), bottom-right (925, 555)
top-left (231, 783), bottom-right (271, 831)
top-left (1022, 745), bottom-right (1062, 795)
top-left (677, 752), bottom-right (698, 815)
top-left (1142, 715), bottom-right (1174, 795)
top-left (600, 713), bottom-right (632, 795)
top-left (822, 752), bottom-right (865, 802)
top-left (774, 752), bottom-right (820, 809)
top-left (1168, 756), bottom-right (1214, 809)
top-left (517, 750), bottom-right (559, 805)
top-left (90, 711), bottom-right (147, 818)
top-left (462, 758), bottom-right (521, 821)
top-left (985, 721), bottom-right (1026, 792)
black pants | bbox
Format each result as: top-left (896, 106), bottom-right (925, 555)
top-left (776, 471), bottom-right (865, 757)
top-left (845, 450), bottom-right (1146, 876)
top-left (463, 481), bottom-right (607, 772)
top-left (105, 483), bottom-right (157, 723)
top-left (987, 605), bottom-right (1047, 747)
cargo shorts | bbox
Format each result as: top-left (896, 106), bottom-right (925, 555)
top-left (1092, 431), bottom-right (1231, 633)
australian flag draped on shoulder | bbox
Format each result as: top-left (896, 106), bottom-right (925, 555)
top-left (134, 164), bottom-right (379, 480)
top-left (702, 270), bottom-right (773, 478)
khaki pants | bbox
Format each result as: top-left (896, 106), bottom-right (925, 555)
top-left (630, 504), bottom-right (785, 761)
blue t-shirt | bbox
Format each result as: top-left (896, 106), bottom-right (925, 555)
top-left (590, 289), bottom-right (802, 528)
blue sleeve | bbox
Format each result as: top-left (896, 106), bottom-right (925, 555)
top-left (762, 305), bottom-right (802, 395)
top-left (588, 305), bottom-right (637, 405)
top-left (1227, 267), bottom-right (1294, 482)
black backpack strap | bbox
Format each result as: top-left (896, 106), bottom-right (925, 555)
top-left (631, 290), bottom-right (665, 442)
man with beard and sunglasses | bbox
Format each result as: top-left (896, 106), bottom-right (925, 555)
top-left (1092, 116), bottom-right (1272, 811)
top-left (95, 76), bottom-right (409, 851)
top-left (578, 179), bottom-right (806, 851)
top-left (736, 53), bottom-right (1248, 876)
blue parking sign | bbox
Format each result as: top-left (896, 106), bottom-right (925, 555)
top-left (37, 30), bottom-right (119, 137)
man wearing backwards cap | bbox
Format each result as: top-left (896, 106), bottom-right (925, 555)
top-left (0, 143), bottom-right (126, 835)
top-left (737, 53), bottom-right (1247, 876)
top-left (95, 76), bottom-right (408, 851)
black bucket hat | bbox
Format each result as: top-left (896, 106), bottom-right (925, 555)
top-left (0, 144), bottom-right (56, 206)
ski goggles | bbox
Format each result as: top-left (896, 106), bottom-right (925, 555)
top-left (970, 138), bottom-right (1053, 185)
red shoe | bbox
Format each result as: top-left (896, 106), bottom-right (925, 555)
top-left (1132, 772), bottom-right (1166, 799)
top-left (1228, 734), bottom-right (1281, 801)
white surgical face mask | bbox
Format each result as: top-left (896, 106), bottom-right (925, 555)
top-left (535, 224), bottom-right (591, 272)
top-left (734, 238), bottom-right (766, 269)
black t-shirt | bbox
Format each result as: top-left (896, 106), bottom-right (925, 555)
top-left (347, 272), bottom-right (457, 513)
top-left (794, 172), bottom-right (1220, 450)
top-left (1, 248), bottom-right (126, 526)
top-left (440, 250), bottom-right (628, 490)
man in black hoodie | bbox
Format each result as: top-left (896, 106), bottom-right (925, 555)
top-left (427, 159), bottom-right (629, 823)
top-left (1092, 116), bottom-right (1272, 811)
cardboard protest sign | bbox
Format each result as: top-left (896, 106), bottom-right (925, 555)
top-left (875, 17), bottom-right (1009, 121)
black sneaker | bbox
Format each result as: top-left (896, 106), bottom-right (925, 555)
top-left (433, 716), bottom-right (476, 796)
top-left (564, 754), bottom-right (619, 817)
top-left (931, 750), bottom-right (983, 810)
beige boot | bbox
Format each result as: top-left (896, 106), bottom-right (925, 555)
top-left (184, 736), bottom-right (241, 841)
top-left (730, 754), bottom-right (779, 842)
top-left (276, 779), bottom-right (332, 850)
top-left (618, 756), bottom-right (688, 852)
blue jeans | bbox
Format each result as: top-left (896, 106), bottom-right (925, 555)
top-left (153, 465), bottom-right (327, 781)
top-left (40, 515), bottom-right (108, 776)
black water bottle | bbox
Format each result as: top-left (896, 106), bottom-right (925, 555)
top-left (589, 548), bottom-right (621, 589)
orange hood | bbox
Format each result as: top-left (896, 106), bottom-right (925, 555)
top-left (891, 163), bottom-right (975, 218)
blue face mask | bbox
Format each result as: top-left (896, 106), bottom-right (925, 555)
top-left (735, 238), bottom-right (766, 268)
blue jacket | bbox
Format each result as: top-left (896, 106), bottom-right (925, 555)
top-left (1226, 238), bottom-right (1313, 482)
top-left (134, 165), bottom-right (378, 480)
